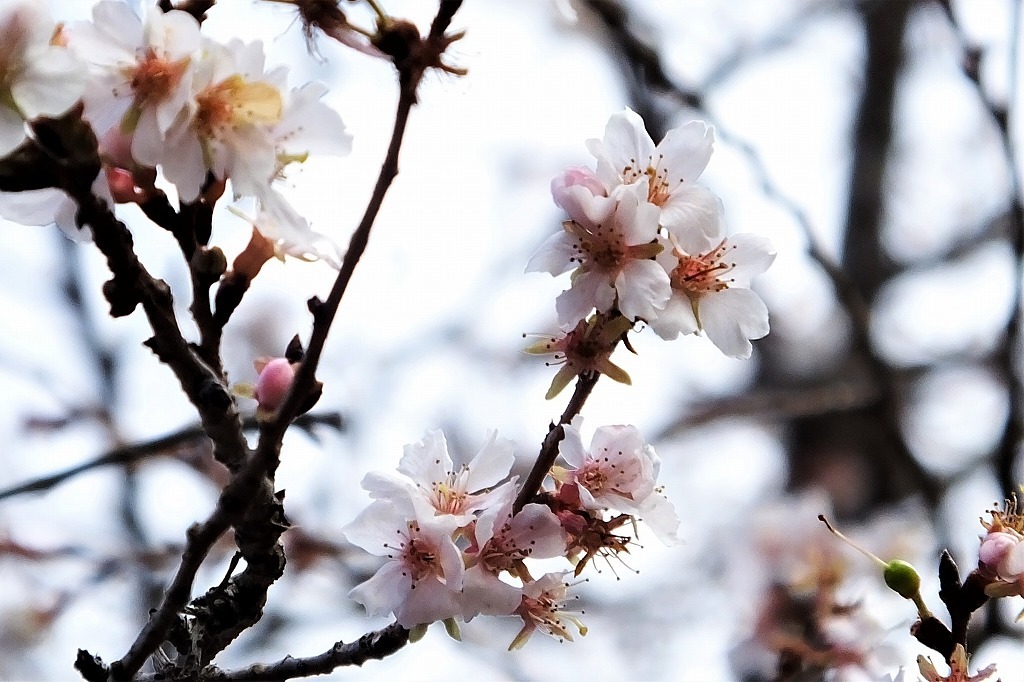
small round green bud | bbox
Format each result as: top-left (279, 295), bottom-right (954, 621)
top-left (883, 559), bottom-right (921, 599)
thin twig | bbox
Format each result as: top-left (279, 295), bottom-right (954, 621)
top-left (0, 413), bottom-right (343, 503)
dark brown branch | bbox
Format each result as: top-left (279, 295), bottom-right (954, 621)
top-left (514, 371), bottom-right (600, 513)
top-left (138, 622), bottom-right (410, 681)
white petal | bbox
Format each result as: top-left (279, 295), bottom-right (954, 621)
top-left (616, 259), bottom-right (670, 321)
top-left (464, 430), bottom-right (515, 491)
top-left (526, 230), bottom-right (580, 276)
top-left (11, 47), bottom-right (86, 119)
top-left (592, 108), bottom-right (654, 174)
top-left (637, 495), bottom-right (681, 546)
top-left (648, 292), bottom-right (698, 340)
top-left (656, 120), bottom-right (714, 182)
top-left (723, 233), bottom-right (776, 286)
top-left (0, 186), bottom-right (68, 225)
top-left (398, 430), bottom-right (453, 488)
top-left (461, 566), bottom-right (522, 619)
top-left (698, 288), bottom-right (770, 358)
top-left (613, 181), bottom-right (661, 244)
top-left (557, 183), bottom-right (616, 227)
top-left (348, 561), bottom-right (410, 618)
top-left (558, 422), bottom-right (588, 469)
top-left (394, 576), bottom-right (462, 627)
top-left (276, 82), bottom-right (353, 157)
top-left (340, 500), bottom-right (406, 556)
top-left (661, 185), bottom-right (725, 247)
top-left (555, 270), bottom-right (614, 327)
top-left (510, 503), bottom-right (567, 559)
top-left (0, 105), bottom-right (27, 158)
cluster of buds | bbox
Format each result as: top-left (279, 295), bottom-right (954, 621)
top-left (342, 423), bottom-right (678, 647)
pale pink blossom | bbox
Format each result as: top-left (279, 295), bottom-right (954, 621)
top-left (918, 644), bottom-right (997, 682)
top-left (978, 528), bottom-right (1024, 598)
top-left (555, 419), bottom-right (679, 544)
top-left (342, 500), bottom-right (464, 628)
top-left (527, 181), bottom-right (670, 328)
top-left (586, 108), bottom-right (722, 239)
top-left (651, 218), bottom-right (775, 359)
top-left (361, 430), bottom-right (515, 525)
top-left (232, 189), bottom-right (342, 266)
top-left (67, 1), bottom-right (200, 145)
top-left (462, 493), bottom-right (567, 620)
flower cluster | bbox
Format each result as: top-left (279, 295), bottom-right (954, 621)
top-left (0, 0), bottom-right (352, 264)
top-left (342, 425), bottom-right (678, 647)
top-left (528, 109), bottom-right (775, 361)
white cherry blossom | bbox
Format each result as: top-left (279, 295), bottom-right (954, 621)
top-left (361, 429), bottom-right (515, 525)
top-left (509, 571), bottom-right (587, 650)
top-left (586, 107), bottom-right (722, 239)
top-left (0, 1), bottom-right (86, 158)
top-left (555, 419), bottom-right (680, 544)
top-left (462, 491), bottom-right (567, 620)
top-left (341, 499), bottom-right (465, 628)
top-left (67, 1), bottom-right (200, 146)
top-left (527, 180), bottom-right (670, 328)
top-left (232, 189), bottom-right (342, 266)
top-left (652, 217), bottom-right (775, 359)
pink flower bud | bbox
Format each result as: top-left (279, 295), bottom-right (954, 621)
top-left (550, 166), bottom-right (605, 209)
top-left (254, 357), bottom-right (297, 414)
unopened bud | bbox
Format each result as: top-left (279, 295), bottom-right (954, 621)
top-left (883, 559), bottom-right (921, 599)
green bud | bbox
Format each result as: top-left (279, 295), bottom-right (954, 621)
top-left (883, 559), bottom-right (921, 599)
top-left (408, 623), bottom-right (429, 643)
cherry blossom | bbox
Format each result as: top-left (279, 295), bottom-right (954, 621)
top-left (527, 180), bottom-right (670, 328)
top-left (651, 217), bottom-right (776, 359)
top-left (361, 429), bottom-right (515, 525)
top-left (232, 189), bottom-right (342, 266)
top-left (0, 1), bottom-right (86, 158)
top-left (342, 499), bottom-right (465, 628)
top-left (462, 493), bottom-right (567, 620)
top-left (67, 1), bottom-right (200, 148)
top-left (586, 107), bottom-right (722, 239)
top-left (554, 420), bottom-right (680, 545)
top-left (508, 571), bottom-right (587, 650)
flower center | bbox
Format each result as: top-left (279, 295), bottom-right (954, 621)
top-left (195, 75), bottom-right (283, 138)
top-left (622, 154), bottom-right (679, 207)
top-left (670, 240), bottom-right (736, 295)
top-left (399, 526), bottom-right (440, 583)
top-left (130, 49), bottom-right (189, 104)
top-left (432, 478), bottom-right (469, 515)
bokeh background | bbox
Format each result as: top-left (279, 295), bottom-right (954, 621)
top-left (1, 0), bottom-right (1022, 679)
